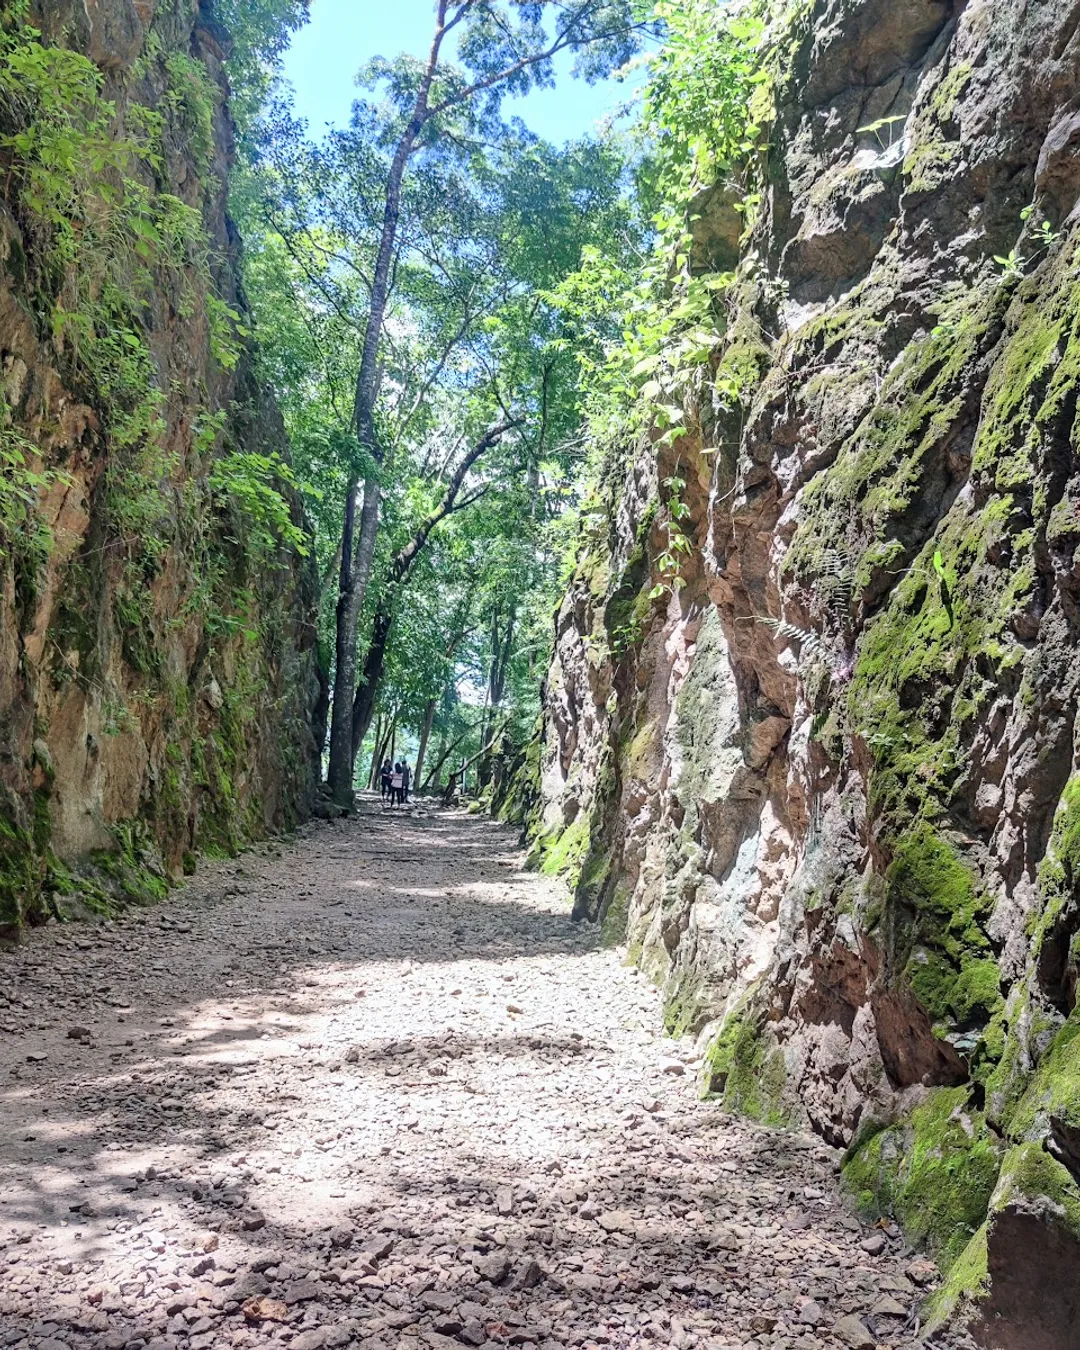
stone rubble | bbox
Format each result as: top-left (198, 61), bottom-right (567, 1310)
top-left (1, 804), bottom-right (976, 1350)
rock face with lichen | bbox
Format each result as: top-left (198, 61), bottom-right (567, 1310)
top-left (0, 0), bottom-right (321, 934)
top-left (536, 0), bottom-right (1080, 1337)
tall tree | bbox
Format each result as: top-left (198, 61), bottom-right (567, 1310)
top-left (313, 0), bottom-right (649, 804)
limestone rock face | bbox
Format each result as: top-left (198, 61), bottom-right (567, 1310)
top-left (0, 0), bottom-right (320, 928)
top-left (538, 0), bottom-right (1080, 1332)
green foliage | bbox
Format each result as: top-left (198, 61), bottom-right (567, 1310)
top-left (551, 0), bottom-right (768, 438)
top-left (238, 10), bottom-right (645, 788)
top-left (0, 7), bottom-right (255, 617)
top-left (210, 451), bottom-right (309, 559)
top-left (163, 49), bottom-right (216, 172)
top-left (856, 113), bottom-right (906, 150)
top-left (213, 0), bottom-right (311, 135)
top-left (651, 468), bottom-right (692, 595)
top-left (0, 3), bottom-right (319, 923)
top-left (0, 787), bottom-right (51, 930)
top-left (547, 0), bottom-right (768, 597)
top-left (0, 426), bottom-right (63, 616)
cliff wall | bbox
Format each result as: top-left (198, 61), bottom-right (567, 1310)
top-left (537, 0), bottom-right (1080, 1335)
top-left (0, 0), bottom-right (320, 933)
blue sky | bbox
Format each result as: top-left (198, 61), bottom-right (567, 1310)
top-left (279, 0), bottom-right (642, 143)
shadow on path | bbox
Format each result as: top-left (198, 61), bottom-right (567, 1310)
top-left (0, 801), bottom-right (928, 1350)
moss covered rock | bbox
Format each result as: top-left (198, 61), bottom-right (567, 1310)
top-left (703, 996), bottom-right (793, 1128)
top-left (842, 1087), bottom-right (1003, 1271)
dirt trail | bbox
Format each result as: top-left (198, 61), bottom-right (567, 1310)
top-left (1, 801), bottom-right (962, 1350)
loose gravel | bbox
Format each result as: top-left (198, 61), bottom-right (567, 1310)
top-left (0, 801), bottom-right (975, 1350)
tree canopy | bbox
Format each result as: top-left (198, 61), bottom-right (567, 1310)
top-left (228, 0), bottom-right (658, 800)
top-left (220, 0), bottom-right (757, 802)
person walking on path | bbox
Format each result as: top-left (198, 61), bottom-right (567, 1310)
top-left (390, 762), bottom-right (404, 807)
top-left (401, 761), bottom-right (412, 804)
top-left (380, 759), bottom-right (393, 804)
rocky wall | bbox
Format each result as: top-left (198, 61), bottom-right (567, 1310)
top-left (0, 0), bottom-right (321, 934)
top-left (536, 0), bottom-right (1080, 1337)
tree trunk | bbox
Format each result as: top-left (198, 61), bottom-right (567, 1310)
top-left (422, 724), bottom-right (475, 792)
top-left (455, 726), bottom-right (505, 788)
top-left (327, 479), bottom-right (361, 804)
top-left (425, 738), bottom-right (446, 792)
top-left (366, 712), bottom-right (384, 789)
top-left (347, 421), bottom-right (516, 766)
top-left (325, 2), bottom-right (452, 807)
top-left (351, 607), bottom-right (393, 762)
top-left (414, 697), bottom-right (436, 789)
top-left (480, 605), bottom-right (516, 784)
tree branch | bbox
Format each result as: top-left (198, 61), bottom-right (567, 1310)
top-left (391, 418), bottom-right (520, 586)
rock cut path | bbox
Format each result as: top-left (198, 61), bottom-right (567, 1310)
top-left (1, 802), bottom-right (959, 1350)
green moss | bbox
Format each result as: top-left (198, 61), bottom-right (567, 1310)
top-left (887, 826), bottom-right (989, 959)
top-left (90, 822), bottom-right (170, 907)
top-left (788, 288), bottom-right (993, 581)
top-left (842, 1087), bottom-right (1003, 1270)
top-left (600, 883), bottom-right (629, 948)
top-left (974, 250), bottom-right (1080, 491)
top-left (577, 843), bottom-right (612, 915)
top-left (606, 500), bottom-right (657, 655)
top-left (993, 1142), bottom-right (1080, 1238)
top-left (674, 608), bottom-right (734, 803)
top-left (791, 287), bottom-right (880, 359)
top-left (925, 1224), bottom-right (989, 1327)
top-left (0, 817), bottom-right (43, 930)
top-left (881, 825), bottom-right (1004, 1065)
top-left (783, 269), bottom-right (1062, 863)
top-left (906, 949), bottom-right (1003, 1028)
top-left (851, 497), bottom-right (1030, 828)
top-left (1009, 1007), bottom-right (1080, 1141)
top-left (904, 137), bottom-right (961, 194)
top-left (902, 62), bottom-right (971, 193)
top-left (933, 62), bottom-right (973, 119)
top-left (703, 994), bottom-right (792, 1127)
top-left (662, 972), bottom-right (706, 1038)
top-left (703, 996), bottom-right (752, 1095)
top-left (921, 1144), bottom-right (1080, 1332)
top-left (0, 783), bottom-right (170, 930)
top-left (536, 814), bottom-right (591, 883)
top-left (496, 729), bottom-right (543, 828)
top-left (985, 987), bottom-right (1059, 1128)
top-left (623, 718), bottom-right (657, 780)
top-left (1032, 776), bottom-right (1080, 948)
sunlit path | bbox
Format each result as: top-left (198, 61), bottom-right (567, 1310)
top-left (1, 805), bottom-right (964, 1350)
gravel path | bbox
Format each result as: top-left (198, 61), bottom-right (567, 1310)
top-left (1, 801), bottom-right (967, 1350)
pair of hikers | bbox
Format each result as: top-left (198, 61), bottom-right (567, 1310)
top-left (380, 758), bottom-right (411, 806)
